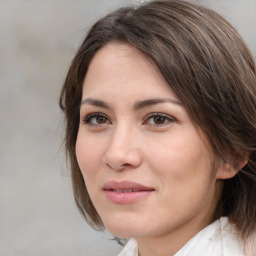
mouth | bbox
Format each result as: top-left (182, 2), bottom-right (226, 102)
top-left (103, 180), bottom-right (155, 204)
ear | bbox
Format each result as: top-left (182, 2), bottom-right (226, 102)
top-left (216, 155), bottom-right (249, 180)
top-left (216, 161), bottom-right (238, 180)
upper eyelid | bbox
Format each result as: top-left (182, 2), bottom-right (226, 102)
top-left (144, 112), bottom-right (175, 120)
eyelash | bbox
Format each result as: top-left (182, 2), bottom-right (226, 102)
top-left (143, 113), bottom-right (175, 127)
top-left (82, 112), bottom-right (175, 127)
top-left (82, 112), bottom-right (110, 126)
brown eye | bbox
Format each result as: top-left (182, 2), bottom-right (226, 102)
top-left (153, 116), bottom-right (167, 124)
top-left (83, 113), bottom-right (110, 125)
top-left (144, 113), bottom-right (174, 126)
top-left (96, 115), bottom-right (108, 124)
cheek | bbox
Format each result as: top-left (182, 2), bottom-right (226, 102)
top-left (145, 131), bottom-right (215, 196)
top-left (147, 134), bottom-right (209, 173)
top-left (75, 132), bottom-right (103, 180)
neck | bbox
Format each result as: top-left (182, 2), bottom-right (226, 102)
top-left (136, 217), bottom-right (209, 256)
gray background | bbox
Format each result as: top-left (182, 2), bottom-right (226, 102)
top-left (0, 0), bottom-right (255, 256)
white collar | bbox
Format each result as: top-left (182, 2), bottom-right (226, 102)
top-left (117, 217), bottom-right (245, 256)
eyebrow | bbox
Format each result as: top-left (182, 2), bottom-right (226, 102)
top-left (133, 98), bottom-right (182, 111)
top-left (80, 98), bottom-right (111, 109)
top-left (80, 97), bottom-right (182, 110)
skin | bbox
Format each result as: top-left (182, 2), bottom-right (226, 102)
top-left (76, 42), bottom-right (237, 256)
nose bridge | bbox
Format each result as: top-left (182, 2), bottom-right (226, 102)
top-left (103, 121), bottom-right (142, 170)
top-left (112, 121), bottom-right (133, 147)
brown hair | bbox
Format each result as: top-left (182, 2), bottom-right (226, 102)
top-left (60, 0), bottom-right (256, 240)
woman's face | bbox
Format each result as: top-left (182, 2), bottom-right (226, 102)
top-left (76, 42), bottom-right (228, 243)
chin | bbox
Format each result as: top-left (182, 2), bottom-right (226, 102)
top-left (104, 221), bottom-right (136, 238)
top-left (102, 217), bottom-right (145, 238)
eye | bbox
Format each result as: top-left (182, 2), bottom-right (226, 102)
top-left (82, 113), bottom-right (111, 126)
top-left (144, 113), bottom-right (174, 126)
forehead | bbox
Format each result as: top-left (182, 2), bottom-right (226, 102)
top-left (85, 42), bottom-right (160, 81)
top-left (82, 42), bottom-right (175, 100)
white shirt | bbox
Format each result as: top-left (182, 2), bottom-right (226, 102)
top-left (117, 217), bottom-right (246, 256)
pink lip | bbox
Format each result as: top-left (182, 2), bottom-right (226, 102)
top-left (103, 180), bottom-right (154, 204)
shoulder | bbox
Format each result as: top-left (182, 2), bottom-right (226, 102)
top-left (220, 217), bottom-right (245, 255)
top-left (175, 217), bottom-right (245, 256)
top-left (116, 218), bottom-right (251, 256)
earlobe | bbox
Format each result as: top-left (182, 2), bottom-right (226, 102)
top-left (216, 155), bottom-right (249, 180)
top-left (216, 162), bottom-right (238, 180)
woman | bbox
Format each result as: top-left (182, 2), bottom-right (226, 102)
top-left (59, 0), bottom-right (256, 255)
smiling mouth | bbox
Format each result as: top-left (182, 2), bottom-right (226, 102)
top-left (103, 180), bottom-right (154, 204)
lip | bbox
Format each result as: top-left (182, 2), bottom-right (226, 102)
top-left (103, 180), bottom-right (155, 204)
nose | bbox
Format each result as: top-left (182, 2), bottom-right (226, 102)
top-left (103, 124), bottom-right (142, 171)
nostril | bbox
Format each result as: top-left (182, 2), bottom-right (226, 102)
top-left (104, 160), bottom-right (130, 171)
top-left (123, 163), bottom-right (132, 167)
top-left (103, 148), bottom-right (142, 171)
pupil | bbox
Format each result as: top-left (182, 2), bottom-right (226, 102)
top-left (154, 116), bottom-right (165, 124)
top-left (97, 116), bottom-right (106, 124)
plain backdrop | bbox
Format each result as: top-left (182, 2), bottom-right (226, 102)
top-left (0, 0), bottom-right (255, 255)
